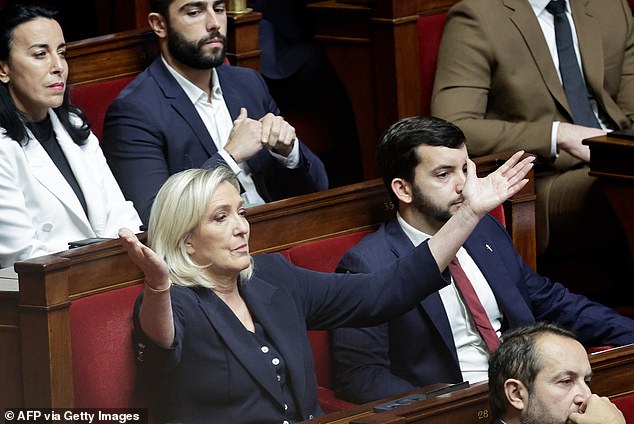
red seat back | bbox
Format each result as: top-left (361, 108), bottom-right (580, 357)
top-left (418, 12), bottom-right (448, 115)
top-left (285, 230), bottom-right (372, 388)
top-left (71, 76), bottom-right (135, 141)
top-left (283, 231), bottom-right (372, 413)
top-left (70, 284), bottom-right (144, 408)
top-left (490, 204), bottom-right (506, 228)
top-left (613, 394), bottom-right (634, 423)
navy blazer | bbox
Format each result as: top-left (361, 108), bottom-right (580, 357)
top-left (133, 246), bottom-right (449, 423)
top-left (103, 58), bottom-right (328, 223)
top-left (331, 215), bottom-right (634, 404)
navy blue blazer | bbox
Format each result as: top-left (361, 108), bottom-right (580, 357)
top-left (133, 246), bottom-right (449, 423)
top-left (331, 215), bottom-right (634, 404)
top-left (103, 58), bottom-right (328, 223)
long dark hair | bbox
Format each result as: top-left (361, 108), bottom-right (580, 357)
top-left (0, 2), bottom-right (91, 145)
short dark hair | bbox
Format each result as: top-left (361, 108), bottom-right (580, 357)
top-left (0, 2), bottom-right (59, 62)
top-left (488, 322), bottom-right (577, 418)
top-left (376, 116), bottom-right (465, 204)
top-left (149, 0), bottom-right (171, 18)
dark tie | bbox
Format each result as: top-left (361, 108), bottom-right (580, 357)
top-left (546, 0), bottom-right (600, 128)
top-left (449, 258), bottom-right (500, 353)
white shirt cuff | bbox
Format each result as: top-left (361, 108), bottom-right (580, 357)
top-left (219, 149), bottom-right (243, 175)
top-left (551, 121), bottom-right (560, 158)
top-left (269, 138), bottom-right (301, 169)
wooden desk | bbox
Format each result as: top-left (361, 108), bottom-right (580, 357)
top-left (583, 135), bottom-right (634, 266)
top-left (300, 344), bottom-right (634, 424)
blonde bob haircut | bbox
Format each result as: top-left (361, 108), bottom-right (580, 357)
top-left (147, 167), bottom-right (254, 289)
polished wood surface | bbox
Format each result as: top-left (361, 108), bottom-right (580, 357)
top-left (584, 134), bottom-right (634, 180)
top-left (584, 134), bottom-right (634, 266)
top-left (300, 344), bottom-right (634, 424)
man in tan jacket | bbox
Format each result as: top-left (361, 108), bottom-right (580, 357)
top-left (432, 0), bottom-right (634, 294)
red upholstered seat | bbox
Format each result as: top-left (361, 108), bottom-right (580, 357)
top-left (613, 394), bottom-right (634, 423)
top-left (418, 12), bottom-right (448, 115)
top-left (489, 204), bottom-right (506, 228)
top-left (70, 284), bottom-right (145, 408)
top-left (284, 230), bottom-right (372, 413)
top-left (71, 76), bottom-right (135, 141)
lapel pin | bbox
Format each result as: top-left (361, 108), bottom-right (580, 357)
top-left (485, 244), bottom-right (493, 252)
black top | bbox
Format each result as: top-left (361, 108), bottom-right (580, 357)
top-left (27, 116), bottom-right (89, 217)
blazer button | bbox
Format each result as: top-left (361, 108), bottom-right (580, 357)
top-left (41, 222), bottom-right (53, 232)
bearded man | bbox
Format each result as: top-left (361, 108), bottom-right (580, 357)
top-left (488, 322), bottom-right (625, 424)
top-left (103, 0), bottom-right (327, 224)
top-left (330, 115), bottom-right (634, 404)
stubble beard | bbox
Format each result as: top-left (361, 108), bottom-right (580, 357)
top-left (411, 183), bottom-right (459, 225)
top-left (167, 28), bottom-right (227, 69)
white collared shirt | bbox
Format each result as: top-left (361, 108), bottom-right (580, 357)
top-left (162, 57), bottom-right (301, 206)
top-left (528, 0), bottom-right (608, 157)
top-left (397, 214), bottom-right (503, 384)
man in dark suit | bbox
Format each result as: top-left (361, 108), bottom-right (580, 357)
top-left (331, 116), bottom-right (634, 404)
top-left (488, 322), bottom-right (625, 424)
top-left (102, 0), bottom-right (328, 223)
top-left (431, 0), bottom-right (634, 295)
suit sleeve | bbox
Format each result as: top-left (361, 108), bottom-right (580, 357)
top-left (103, 95), bottom-right (225, 224)
top-left (431, 2), bottom-right (554, 160)
top-left (102, 97), bottom-right (170, 224)
top-left (329, 249), bottom-right (417, 404)
top-left (614, 0), bottom-right (634, 124)
top-left (520, 259), bottom-right (634, 347)
top-left (239, 70), bottom-right (329, 198)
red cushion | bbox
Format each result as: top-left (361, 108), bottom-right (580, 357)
top-left (287, 231), bottom-right (372, 387)
top-left (71, 76), bottom-right (135, 141)
top-left (613, 394), bottom-right (634, 423)
top-left (286, 231), bottom-right (372, 412)
top-left (418, 12), bottom-right (448, 115)
top-left (286, 230), bottom-right (372, 273)
top-left (70, 284), bottom-right (144, 408)
top-left (317, 386), bottom-right (355, 414)
top-left (489, 204), bottom-right (506, 228)
top-left (586, 345), bottom-right (614, 354)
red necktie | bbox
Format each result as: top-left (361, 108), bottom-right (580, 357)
top-left (449, 257), bottom-right (500, 353)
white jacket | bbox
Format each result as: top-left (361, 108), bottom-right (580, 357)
top-left (0, 110), bottom-right (142, 268)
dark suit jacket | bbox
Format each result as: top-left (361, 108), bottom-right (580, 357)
top-left (331, 215), bottom-right (634, 404)
top-left (103, 58), bottom-right (328, 223)
top-left (133, 247), bottom-right (448, 423)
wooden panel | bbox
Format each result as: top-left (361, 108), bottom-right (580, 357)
top-left (0, 292), bottom-right (22, 411)
top-left (66, 30), bottom-right (158, 86)
top-left (308, 0), bottom-right (461, 179)
top-left (584, 134), bottom-right (634, 279)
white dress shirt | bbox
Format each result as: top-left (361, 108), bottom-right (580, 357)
top-left (528, 0), bottom-right (609, 157)
top-left (162, 57), bottom-right (301, 206)
top-left (398, 214), bottom-right (503, 383)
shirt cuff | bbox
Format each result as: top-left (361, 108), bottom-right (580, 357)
top-left (219, 149), bottom-right (243, 175)
top-left (269, 138), bottom-right (301, 169)
top-left (551, 121), bottom-right (560, 158)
